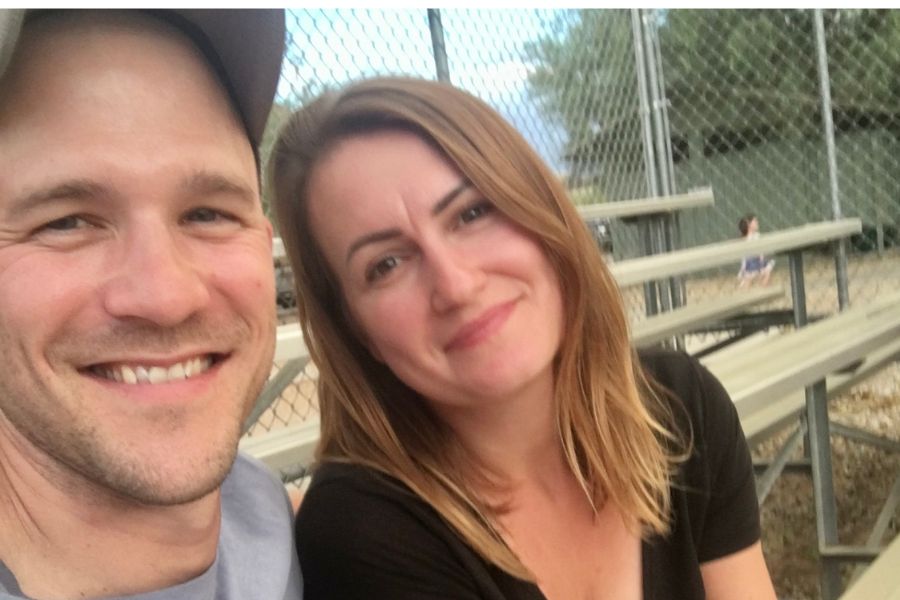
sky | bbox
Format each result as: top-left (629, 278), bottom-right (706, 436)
top-left (275, 8), bottom-right (571, 171)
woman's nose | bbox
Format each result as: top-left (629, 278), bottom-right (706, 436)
top-left (428, 245), bottom-right (486, 314)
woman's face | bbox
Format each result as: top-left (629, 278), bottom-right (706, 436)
top-left (306, 130), bottom-right (565, 411)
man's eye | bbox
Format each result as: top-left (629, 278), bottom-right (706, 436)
top-left (38, 215), bottom-right (90, 232)
top-left (184, 208), bottom-right (225, 223)
top-left (458, 201), bottom-right (494, 225)
top-left (366, 256), bottom-right (401, 283)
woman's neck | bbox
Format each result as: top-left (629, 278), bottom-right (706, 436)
top-left (433, 366), bottom-right (568, 489)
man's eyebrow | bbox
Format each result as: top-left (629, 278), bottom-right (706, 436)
top-left (180, 171), bottom-right (256, 204)
top-left (344, 180), bottom-right (472, 264)
top-left (6, 179), bottom-right (109, 220)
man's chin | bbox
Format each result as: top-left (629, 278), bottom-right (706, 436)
top-left (88, 444), bottom-right (240, 507)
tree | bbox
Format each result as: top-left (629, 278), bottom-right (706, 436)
top-left (525, 10), bottom-right (644, 188)
top-left (526, 9), bottom-right (900, 174)
top-left (258, 80), bottom-right (330, 218)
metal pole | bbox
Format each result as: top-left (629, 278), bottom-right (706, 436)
top-left (814, 9), bottom-right (850, 310)
top-left (653, 220), bottom-right (672, 313)
top-left (645, 10), bottom-right (685, 312)
top-left (642, 10), bottom-right (672, 198)
top-left (788, 252), bottom-right (808, 328)
top-left (789, 250), bottom-right (812, 460)
top-left (790, 248), bottom-right (842, 598)
top-left (427, 9), bottom-right (450, 83)
top-left (631, 9), bottom-right (659, 198)
top-left (806, 378), bottom-right (842, 600)
top-left (651, 14), bottom-right (677, 196)
top-left (642, 220), bottom-right (659, 316)
top-left (631, 10), bottom-right (661, 316)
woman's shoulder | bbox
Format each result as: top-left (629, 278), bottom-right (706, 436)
top-left (637, 350), bottom-right (761, 563)
top-left (295, 462), bottom-right (514, 599)
top-left (296, 461), bottom-right (474, 567)
top-left (637, 347), bottom-right (711, 402)
top-left (298, 462), bottom-right (423, 527)
top-left (636, 347), bottom-right (740, 442)
top-left (637, 346), bottom-right (698, 382)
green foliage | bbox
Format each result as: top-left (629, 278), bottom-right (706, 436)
top-left (526, 9), bottom-right (900, 171)
top-left (258, 102), bottom-right (295, 219)
top-left (525, 10), bottom-right (640, 172)
top-left (258, 81), bottom-right (331, 221)
top-left (568, 185), bottom-right (605, 206)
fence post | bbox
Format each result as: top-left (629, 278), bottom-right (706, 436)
top-left (631, 9), bottom-right (659, 201)
top-left (631, 10), bottom-right (662, 316)
top-left (814, 8), bottom-right (851, 311)
top-left (427, 9), bottom-right (451, 83)
top-left (642, 10), bottom-right (672, 199)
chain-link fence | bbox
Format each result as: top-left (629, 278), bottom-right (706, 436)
top-left (249, 7), bottom-right (900, 467)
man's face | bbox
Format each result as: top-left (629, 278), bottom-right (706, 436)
top-left (0, 15), bottom-right (276, 505)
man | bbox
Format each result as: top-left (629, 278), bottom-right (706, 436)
top-left (0, 9), bottom-right (302, 599)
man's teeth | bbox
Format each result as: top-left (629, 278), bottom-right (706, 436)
top-left (99, 356), bottom-right (213, 385)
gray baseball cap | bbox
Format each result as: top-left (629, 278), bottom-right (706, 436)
top-left (0, 9), bottom-right (285, 148)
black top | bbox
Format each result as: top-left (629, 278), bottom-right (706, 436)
top-left (295, 349), bottom-right (760, 599)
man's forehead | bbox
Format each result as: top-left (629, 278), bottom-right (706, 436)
top-left (0, 9), bottom-right (285, 150)
top-left (0, 12), bottom-right (239, 133)
top-left (10, 11), bottom-right (219, 90)
top-left (0, 13), bottom-right (262, 209)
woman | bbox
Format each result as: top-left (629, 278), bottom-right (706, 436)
top-left (270, 77), bottom-right (776, 599)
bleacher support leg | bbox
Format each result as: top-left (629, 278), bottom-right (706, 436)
top-left (788, 251), bottom-right (807, 327)
top-left (806, 379), bottom-right (843, 599)
top-left (756, 423), bottom-right (806, 503)
top-left (641, 219), bottom-right (660, 316)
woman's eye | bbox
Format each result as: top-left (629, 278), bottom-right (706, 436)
top-left (366, 256), bottom-right (401, 283)
top-left (458, 201), bottom-right (494, 225)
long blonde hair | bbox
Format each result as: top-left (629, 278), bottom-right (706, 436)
top-left (269, 76), bottom-right (684, 580)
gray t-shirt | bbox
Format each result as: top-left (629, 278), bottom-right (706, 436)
top-left (0, 453), bottom-right (303, 599)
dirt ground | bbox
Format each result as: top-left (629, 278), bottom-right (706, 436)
top-left (754, 367), bottom-right (900, 599)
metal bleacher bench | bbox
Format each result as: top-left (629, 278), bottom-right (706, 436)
top-left (576, 186), bottom-right (714, 220)
top-left (700, 291), bottom-right (900, 496)
top-left (622, 219), bottom-right (859, 353)
top-left (841, 532), bottom-right (900, 599)
top-left (630, 286), bottom-right (784, 349)
top-left (579, 187), bottom-right (716, 317)
top-left (611, 216), bottom-right (900, 598)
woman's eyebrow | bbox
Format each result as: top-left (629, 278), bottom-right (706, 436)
top-left (346, 228), bottom-right (402, 264)
top-left (431, 180), bottom-right (471, 216)
top-left (345, 180), bottom-right (472, 264)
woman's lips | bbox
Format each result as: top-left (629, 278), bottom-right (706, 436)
top-left (445, 300), bottom-right (517, 351)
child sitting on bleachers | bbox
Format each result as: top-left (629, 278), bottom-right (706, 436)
top-left (737, 213), bottom-right (775, 288)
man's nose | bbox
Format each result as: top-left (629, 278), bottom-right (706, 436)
top-left (428, 245), bottom-right (486, 314)
top-left (101, 227), bottom-right (211, 326)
